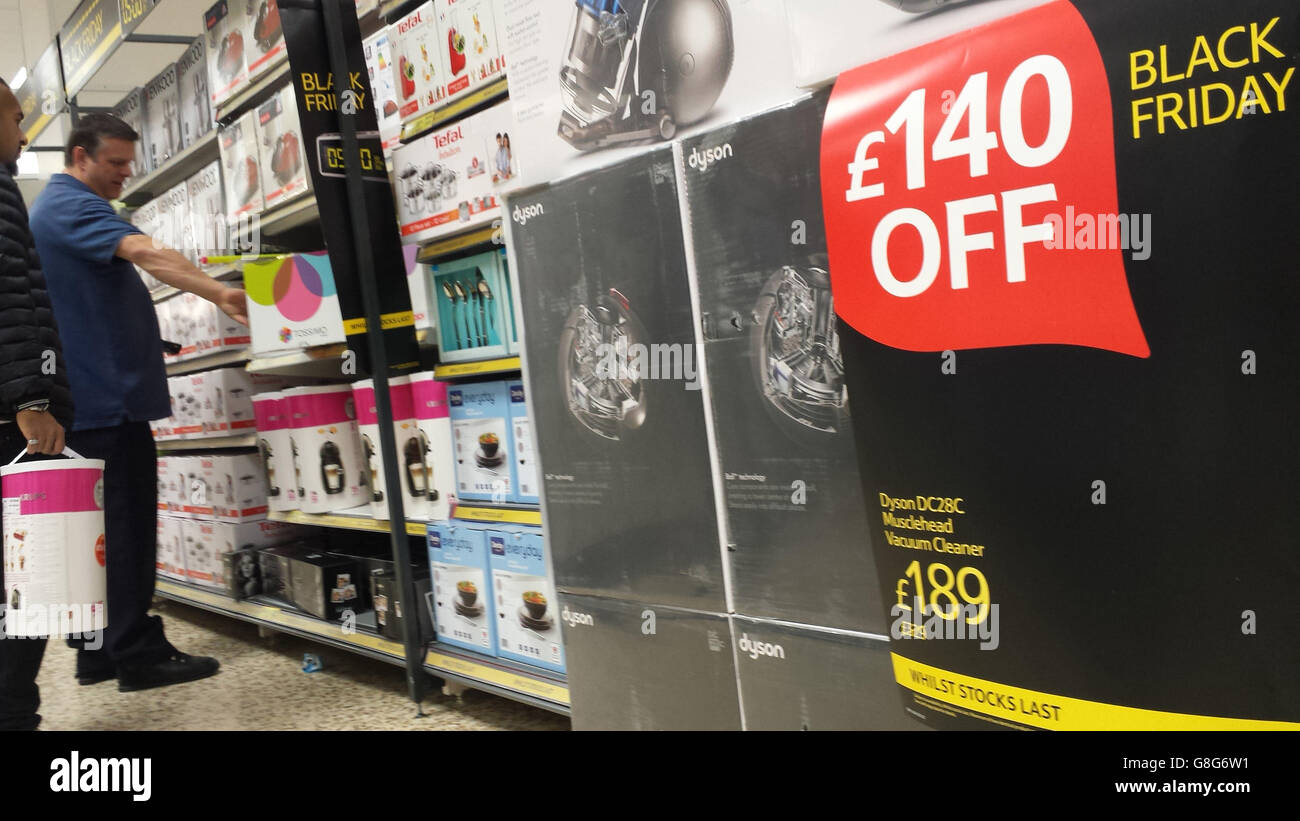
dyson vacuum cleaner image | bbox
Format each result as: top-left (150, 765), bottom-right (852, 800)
top-left (557, 0), bottom-right (734, 150)
top-left (558, 289), bottom-right (648, 441)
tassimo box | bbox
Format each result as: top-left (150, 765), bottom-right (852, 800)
top-left (352, 377), bottom-right (430, 521)
top-left (488, 527), bottom-right (563, 673)
top-left (283, 385), bottom-right (367, 514)
top-left (252, 392), bottom-right (298, 511)
top-left (144, 63), bottom-right (182, 171)
top-left (255, 83), bottom-right (311, 210)
top-left (432, 0), bottom-right (505, 104)
top-left (410, 372), bottom-right (456, 521)
top-left (448, 380), bottom-right (512, 503)
top-left (505, 380), bottom-right (538, 505)
top-left (219, 111), bottom-right (265, 218)
top-left (427, 522), bottom-right (495, 655)
top-left (177, 35), bottom-right (213, 150)
top-left (242, 0), bottom-right (287, 82)
top-left (205, 0), bottom-right (250, 108)
top-left (243, 253), bottom-right (346, 354)
top-left (391, 2), bottom-right (446, 125)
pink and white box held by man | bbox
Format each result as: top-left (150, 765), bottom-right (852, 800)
top-left (352, 376), bottom-right (431, 521)
top-left (283, 385), bottom-right (367, 514)
top-left (2, 450), bottom-right (107, 637)
top-left (253, 391), bottom-right (298, 512)
top-left (410, 372), bottom-right (456, 521)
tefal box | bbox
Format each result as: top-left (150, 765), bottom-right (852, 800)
top-left (283, 385), bottom-right (368, 514)
top-left (427, 522), bottom-right (495, 655)
top-left (177, 35), bottom-right (214, 151)
top-left (391, 2), bottom-right (447, 124)
top-left (243, 252), bottom-right (346, 355)
top-left (205, 0), bottom-right (250, 109)
top-left (144, 62), bottom-right (182, 172)
top-left (448, 380), bottom-right (512, 503)
top-left (219, 111), bottom-right (265, 219)
top-left (433, 0), bottom-right (505, 104)
top-left (255, 83), bottom-right (311, 210)
top-left (488, 526), bottom-right (562, 673)
top-left (242, 0), bottom-right (287, 82)
top-left (410, 372), bottom-right (456, 521)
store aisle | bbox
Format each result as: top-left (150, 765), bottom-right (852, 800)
top-left (33, 599), bottom-right (570, 731)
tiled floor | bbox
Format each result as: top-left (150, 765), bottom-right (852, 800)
top-left (33, 598), bottom-right (571, 731)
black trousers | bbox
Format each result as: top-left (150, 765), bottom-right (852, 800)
top-left (67, 422), bottom-right (173, 668)
top-left (0, 424), bottom-right (49, 730)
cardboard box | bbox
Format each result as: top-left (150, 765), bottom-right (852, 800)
top-left (186, 161), bottom-right (226, 261)
top-left (158, 455), bottom-right (192, 515)
top-left (432, 0), bottom-right (505, 104)
top-left (156, 516), bottom-right (188, 581)
top-left (205, 0), bottom-right (250, 109)
top-left (252, 392), bottom-right (298, 511)
top-left (448, 380), bottom-right (512, 503)
top-left (111, 87), bottom-right (150, 176)
top-left (290, 551), bottom-right (361, 621)
top-left (219, 111), bottom-right (265, 218)
top-left (390, 2), bottom-right (446, 124)
top-left (223, 547), bottom-right (262, 599)
top-left (352, 377), bottom-right (431, 521)
top-left (171, 373), bottom-right (208, 438)
top-left (258, 542), bottom-right (302, 603)
top-left (392, 101), bottom-right (511, 245)
top-left (410, 373), bottom-right (456, 521)
top-left (429, 247), bottom-right (510, 362)
top-left (283, 385), bottom-right (368, 514)
top-left (403, 245), bottom-right (433, 331)
top-left (157, 182), bottom-right (191, 263)
top-left (488, 527), bottom-right (562, 673)
top-left (242, 0), bottom-right (287, 81)
top-left (371, 570), bottom-right (432, 642)
top-left (186, 519), bottom-right (301, 589)
top-left (176, 35), bottom-right (213, 150)
top-left (205, 367), bottom-right (274, 435)
top-left (505, 380), bottom-right (537, 505)
top-left (363, 27), bottom-right (402, 156)
top-left (255, 83), bottom-right (311, 210)
top-left (203, 453), bottom-right (269, 522)
top-left (243, 253), bottom-right (346, 354)
top-left (144, 62), bottom-right (181, 171)
top-left (427, 522), bottom-right (494, 654)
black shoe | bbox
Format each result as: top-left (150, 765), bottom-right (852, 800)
top-left (77, 670), bottom-right (116, 686)
top-left (75, 654), bottom-right (116, 686)
top-left (117, 653), bottom-right (220, 693)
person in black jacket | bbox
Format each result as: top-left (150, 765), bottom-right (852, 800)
top-left (0, 77), bottom-right (75, 731)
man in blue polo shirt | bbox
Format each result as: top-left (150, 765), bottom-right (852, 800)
top-left (30, 113), bottom-right (247, 692)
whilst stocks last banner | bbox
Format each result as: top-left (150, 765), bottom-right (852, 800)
top-left (820, 0), bottom-right (1298, 729)
top-left (278, 0), bottom-right (420, 377)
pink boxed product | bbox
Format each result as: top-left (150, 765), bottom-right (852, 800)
top-left (284, 385), bottom-right (367, 514)
top-left (352, 377), bottom-right (431, 521)
top-left (410, 372), bottom-right (455, 520)
top-left (252, 392), bottom-right (298, 512)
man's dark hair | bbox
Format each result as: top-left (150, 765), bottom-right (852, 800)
top-left (64, 113), bottom-right (138, 166)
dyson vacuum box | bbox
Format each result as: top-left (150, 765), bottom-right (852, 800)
top-left (427, 522), bottom-right (496, 655)
top-left (391, 1), bottom-right (447, 125)
top-left (410, 372), bottom-right (456, 521)
top-left (505, 379), bottom-right (538, 505)
top-left (144, 63), bottom-right (182, 172)
top-left (252, 392), bottom-right (297, 511)
top-left (177, 35), bottom-right (213, 151)
top-left (219, 111), bottom-right (265, 219)
top-left (243, 0), bottom-right (287, 82)
top-left (432, 0), bottom-right (505, 104)
top-left (352, 376), bottom-right (431, 521)
top-left (496, 0), bottom-right (798, 194)
top-left (243, 253), bottom-right (346, 355)
top-left (111, 87), bottom-right (151, 176)
top-left (429, 247), bottom-right (509, 363)
top-left (557, 592), bottom-right (741, 731)
top-left (283, 385), bottom-right (367, 514)
top-left (730, 616), bottom-right (919, 731)
top-left (448, 380), bottom-right (512, 503)
top-left (506, 148), bottom-right (726, 611)
top-left (255, 83), bottom-right (311, 211)
top-left (205, 0), bottom-right (250, 109)
top-left (675, 93), bottom-right (884, 633)
top-left (488, 527), bottom-right (563, 673)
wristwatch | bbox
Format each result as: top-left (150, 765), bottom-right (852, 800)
top-left (18, 401), bottom-right (50, 414)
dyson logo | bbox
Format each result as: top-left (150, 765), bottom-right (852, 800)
top-left (433, 127), bottom-right (464, 149)
top-left (512, 203), bottom-right (544, 225)
top-left (688, 143), bottom-right (733, 172)
top-left (561, 607), bottom-right (593, 628)
top-left (737, 633), bottom-right (785, 661)
top-left (398, 12), bottom-right (421, 34)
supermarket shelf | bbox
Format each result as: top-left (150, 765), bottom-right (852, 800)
top-left (155, 579), bottom-right (407, 667)
top-left (269, 507), bottom-right (430, 537)
top-left (165, 347), bottom-right (251, 376)
top-left (156, 432), bottom-right (258, 451)
top-left (253, 193), bottom-right (321, 238)
top-left (433, 356), bottom-right (521, 381)
top-left (414, 224), bottom-right (500, 265)
top-left (400, 78), bottom-right (510, 143)
top-left (121, 131), bottom-right (220, 207)
top-left (425, 644), bottom-right (570, 714)
top-left (215, 60), bottom-right (292, 124)
top-left (246, 343), bottom-right (348, 378)
top-left (152, 264), bottom-right (242, 303)
top-left (452, 502), bottom-right (542, 527)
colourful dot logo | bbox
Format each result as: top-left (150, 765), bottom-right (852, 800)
top-left (246, 254), bottom-right (338, 323)
top-left (279, 327), bottom-right (292, 343)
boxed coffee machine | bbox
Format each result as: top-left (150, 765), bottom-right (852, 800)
top-left (409, 372), bottom-right (456, 521)
top-left (242, 0), bottom-right (287, 82)
top-left (144, 62), bottom-right (181, 171)
top-left (432, 0), bottom-right (505, 104)
top-left (219, 111), bottom-right (265, 219)
top-left (176, 35), bottom-right (213, 151)
top-left (488, 527), bottom-right (563, 673)
top-left (255, 83), bottom-right (311, 211)
top-left (427, 522), bottom-right (495, 654)
top-left (283, 385), bottom-right (367, 514)
top-left (204, 0), bottom-right (249, 109)
top-left (352, 376), bottom-right (430, 521)
top-left (448, 380), bottom-right (512, 503)
top-left (252, 392), bottom-right (298, 511)
top-left (243, 252), bottom-right (347, 355)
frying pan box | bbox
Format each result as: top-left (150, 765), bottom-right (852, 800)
top-left (427, 522), bottom-right (496, 655)
top-left (432, 0), bottom-right (505, 105)
top-left (218, 111), bottom-right (265, 219)
top-left (176, 35), bottom-right (213, 151)
top-left (447, 380), bottom-right (513, 503)
top-left (487, 526), bottom-right (563, 673)
top-left (204, 0), bottom-right (250, 109)
top-left (255, 83), bottom-right (311, 211)
top-left (242, 0), bottom-right (287, 83)
top-left (144, 62), bottom-right (182, 172)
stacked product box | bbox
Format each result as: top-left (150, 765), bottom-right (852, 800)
top-left (447, 379), bottom-right (512, 503)
top-left (156, 516), bottom-right (189, 581)
top-left (186, 519), bottom-right (304, 591)
top-left (363, 26), bottom-right (402, 157)
top-left (205, 0), bottom-right (250, 109)
top-left (243, 0), bottom-right (287, 82)
top-left (433, 0), bottom-right (505, 104)
top-left (130, 199), bottom-right (163, 291)
top-left (487, 526), bottom-right (562, 672)
top-left (155, 369), bottom-right (280, 441)
top-left (283, 385), bottom-right (367, 514)
top-left (404, 245), bottom-right (433, 331)
top-left (255, 83), bottom-right (311, 210)
top-left (410, 373), bottom-right (456, 521)
top-left (157, 182), bottom-right (191, 260)
top-left (111, 87), bottom-right (150, 175)
top-left (219, 111), bottom-right (265, 219)
top-left (390, 2), bottom-right (446, 125)
top-left (392, 101), bottom-right (513, 245)
top-left (144, 62), bottom-right (181, 171)
top-left (186, 161), bottom-right (226, 263)
top-left (243, 253), bottom-right (346, 354)
top-left (252, 392), bottom-right (298, 511)
top-left (505, 379), bottom-right (538, 504)
top-left (427, 522), bottom-right (495, 654)
top-left (176, 35), bottom-right (213, 150)
top-left (352, 377), bottom-right (431, 521)
top-left (429, 247), bottom-right (511, 362)
top-left (370, 569), bottom-right (433, 642)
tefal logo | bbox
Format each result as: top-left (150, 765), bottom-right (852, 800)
top-left (433, 127), bottom-right (463, 149)
top-left (398, 12), bottom-right (422, 34)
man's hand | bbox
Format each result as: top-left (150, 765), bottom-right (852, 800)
top-left (215, 286), bottom-right (248, 326)
top-left (16, 409), bottom-right (65, 455)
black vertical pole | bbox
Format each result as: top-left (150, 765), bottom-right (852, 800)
top-left (318, 0), bottom-right (427, 707)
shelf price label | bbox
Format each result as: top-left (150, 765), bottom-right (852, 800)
top-left (820, 1), bottom-right (1148, 358)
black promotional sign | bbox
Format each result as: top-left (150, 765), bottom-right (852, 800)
top-left (59, 0), bottom-right (122, 98)
top-left (118, 0), bottom-right (159, 38)
top-left (17, 42), bottom-right (66, 143)
top-left (278, 0), bottom-right (419, 377)
top-left (822, 0), bottom-right (1299, 729)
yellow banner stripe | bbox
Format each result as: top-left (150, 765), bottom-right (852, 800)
top-left (892, 653), bottom-right (1300, 731)
top-left (453, 504), bottom-right (542, 526)
top-left (344, 311), bottom-right (416, 335)
top-left (425, 649), bottom-right (568, 706)
top-left (68, 21), bottom-right (122, 91)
